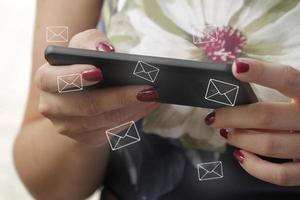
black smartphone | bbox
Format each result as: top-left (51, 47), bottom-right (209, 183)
top-left (45, 45), bottom-right (257, 108)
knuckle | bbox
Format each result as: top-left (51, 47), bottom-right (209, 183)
top-left (38, 103), bottom-right (53, 118)
top-left (35, 65), bottom-right (49, 91)
top-left (69, 33), bottom-right (83, 47)
top-left (56, 122), bottom-right (72, 136)
top-left (80, 94), bottom-right (99, 115)
top-left (273, 168), bottom-right (290, 186)
top-left (75, 118), bottom-right (91, 133)
top-left (252, 61), bottom-right (266, 83)
top-left (69, 29), bottom-right (101, 48)
top-left (69, 32), bottom-right (85, 47)
top-left (103, 109), bottom-right (124, 124)
top-left (261, 138), bottom-right (279, 156)
top-left (282, 65), bottom-right (299, 92)
top-left (256, 104), bottom-right (276, 127)
top-left (116, 89), bottom-right (133, 107)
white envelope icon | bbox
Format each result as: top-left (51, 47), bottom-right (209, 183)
top-left (205, 79), bottom-right (239, 106)
top-left (197, 161), bottom-right (223, 181)
top-left (106, 121), bottom-right (141, 151)
top-left (46, 26), bottom-right (69, 42)
top-left (192, 25), bottom-right (218, 45)
top-left (133, 61), bottom-right (160, 83)
top-left (57, 73), bottom-right (83, 93)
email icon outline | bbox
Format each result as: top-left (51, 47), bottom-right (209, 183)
top-left (106, 121), bottom-right (141, 151)
top-left (197, 161), bottom-right (223, 181)
top-left (192, 25), bottom-right (218, 45)
top-left (57, 73), bottom-right (83, 93)
top-left (205, 79), bottom-right (239, 107)
top-left (46, 26), bottom-right (69, 43)
top-left (133, 61), bottom-right (160, 83)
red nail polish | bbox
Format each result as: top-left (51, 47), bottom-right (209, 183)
top-left (204, 111), bottom-right (215, 125)
top-left (82, 68), bottom-right (103, 82)
top-left (236, 60), bottom-right (249, 73)
top-left (233, 150), bottom-right (245, 164)
top-left (137, 88), bottom-right (159, 102)
top-left (220, 129), bottom-right (228, 139)
top-left (96, 41), bottom-right (115, 52)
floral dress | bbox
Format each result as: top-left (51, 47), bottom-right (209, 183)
top-left (99, 0), bottom-right (300, 199)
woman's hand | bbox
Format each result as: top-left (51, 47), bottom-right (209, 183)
top-left (35, 29), bottom-right (159, 146)
top-left (204, 58), bottom-right (300, 186)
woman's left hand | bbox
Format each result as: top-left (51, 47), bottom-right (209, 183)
top-left (204, 58), bottom-right (300, 186)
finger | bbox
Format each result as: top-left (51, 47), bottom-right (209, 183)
top-left (67, 104), bottom-right (158, 147)
top-left (232, 58), bottom-right (300, 97)
top-left (36, 29), bottom-right (114, 93)
top-left (40, 86), bottom-right (158, 117)
top-left (52, 102), bottom-right (159, 135)
top-left (247, 129), bottom-right (299, 133)
top-left (207, 102), bottom-right (300, 130)
top-left (222, 129), bottom-right (300, 159)
top-left (234, 150), bottom-right (300, 186)
top-left (35, 63), bottom-right (103, 93)
top-left (68, 29), bottom-right (114, 52)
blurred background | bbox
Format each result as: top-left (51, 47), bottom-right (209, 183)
top-left (0, 0), bottom-right (98, 199)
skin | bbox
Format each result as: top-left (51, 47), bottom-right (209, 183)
top-left (13, 0), bottom-right (300, 199)
top-left (13, 0), bottom-right (158, 199)
top-left (208, 58), bottom-right (300, 186)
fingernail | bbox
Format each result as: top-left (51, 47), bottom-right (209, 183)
top-left (204, 111), bottom-right (215, 125)
top-left (220, 129), bottom-right (228, 139)
top-left (233, 150), bottom-right (245, 164)
top-left (235, 60), bottom-right (250, 73)
top-left (82, 68), bottom-right (103, 82)
top-left (137, 88), bottom-right (159, 102)
top-left (96, 41), bottom-right (115, 52)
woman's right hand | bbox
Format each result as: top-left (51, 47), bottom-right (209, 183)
top-left (35, 29), bottom-right (159, 146)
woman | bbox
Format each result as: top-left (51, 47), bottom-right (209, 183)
top-left (14, 0), bottom-right (300, 199)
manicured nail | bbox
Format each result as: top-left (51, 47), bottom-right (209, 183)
top-left (235, 60), bottom-right (250, 73)
top-left (233, 150), bottom-right (245, 164)
top-left (220, 129), bottom-right (228, 139)
top-left (96, 41), bottom-right (115, 52)
top-left (137, 88), bottom-right (159, 102)
top-left (82, 68), bottom-right (103, 82)
top-left (204, 111), bottom-right (215, 125)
